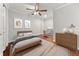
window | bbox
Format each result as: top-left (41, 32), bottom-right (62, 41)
top-left (14, 18), bottom-right (22, 28)
top-left (25, 20), bottom-right (31, 28)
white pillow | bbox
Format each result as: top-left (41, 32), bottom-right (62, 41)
top-left (18, 33), bottom-right (24, 37)
top-left (16, 33), bottom-right (32, 40)
top-left (24, 33), bottom-right (32, 37)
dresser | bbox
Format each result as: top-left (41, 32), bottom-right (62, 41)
top-left (56, 33), bottom-right (77, 50)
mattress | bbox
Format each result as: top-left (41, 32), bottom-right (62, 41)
top-left (15, 39), bottom-right (69, 56)
top-left (14, 37), bottom-right (41, 48)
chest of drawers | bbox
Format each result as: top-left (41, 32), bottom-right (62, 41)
top-left (56, 33), bottom-right (77, 50)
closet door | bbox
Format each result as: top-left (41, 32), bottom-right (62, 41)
top-left (0, 3), bottom-right (4, 56)
top-left (3, 4), bottom-right (8, 51)
top-left (0, 3), bottom-right (8, 56)
top-left (32, 19), bottom-right (42, 35)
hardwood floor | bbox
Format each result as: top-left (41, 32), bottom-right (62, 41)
top-left (40, 34), bottom-right (79, 56)
top-left (4, 34), bottom-right (79, 56)
top-left (40, 34), bottom-right (55, 43)
top-left (70, 50), bottom-right (79, 56)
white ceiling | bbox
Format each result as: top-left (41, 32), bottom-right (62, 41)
top-left (27, 3), bottom-right (66, 10)
top-left (7, 3), bottom-right (68, 15)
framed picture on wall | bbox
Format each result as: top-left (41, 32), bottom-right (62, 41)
top-left (14, 18), bottom-right (22, 28)
top-left (25, 20), bottom-right (31, 28)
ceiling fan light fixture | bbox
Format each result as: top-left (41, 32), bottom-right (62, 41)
top-left (44, 14), bottom-right (47, 18)
top-left (26, 3), bottom-right (47, 16)
top-left (34, 11), bottom-right (38, 15)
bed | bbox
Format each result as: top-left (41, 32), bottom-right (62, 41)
top-left (15, 39), bottom-right (69, 56)
top-left (9, 31), bottom-right (69, 56)
top-left (9, 31), bottom-right (42, 55)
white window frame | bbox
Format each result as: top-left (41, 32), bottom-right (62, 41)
top-left (25, 20), bottom-right (31, 28)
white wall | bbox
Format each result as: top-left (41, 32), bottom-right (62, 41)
top-left (8, 10), bottom-right (43, 42)
top-left (44, 10), bottom-right (53, 30)
top-left (8, 7), bottom-right (54, 42)
top-left (53, 3), bottom-right (79, 49)
top-left (53, 3), bottom-right (79, 33)
top-left (31, 18), bottom-right (43, 35)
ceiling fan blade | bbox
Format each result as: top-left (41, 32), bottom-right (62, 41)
top-left (31, 13), bottom-right (34, 15)
top-left (38, 12), bottom-right (42, 16)
top-left (39, 10), bottom-right (47, 12)
top-left (26, 8), bottom-right (33, 10)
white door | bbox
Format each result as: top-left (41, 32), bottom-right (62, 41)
top-left (0, 3), bottom-right (4, 56)
top-left (32, 19), bottom-right (42, 35)
top-left (3, 3), bottom-right (8, 51)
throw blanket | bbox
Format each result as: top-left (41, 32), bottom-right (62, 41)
top-left (10, 35), bottom-right (39, 46)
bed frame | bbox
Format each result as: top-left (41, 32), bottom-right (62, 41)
top-left (10, 30), bottom-right (41, 56)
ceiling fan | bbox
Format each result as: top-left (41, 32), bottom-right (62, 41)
top-left (26, 3), bottom-right (47, 16)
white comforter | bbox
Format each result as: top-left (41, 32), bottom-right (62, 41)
top-left (15, 39), bottom-right (69, 56)
top-left (14, 37), bottom-right (41, 48)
